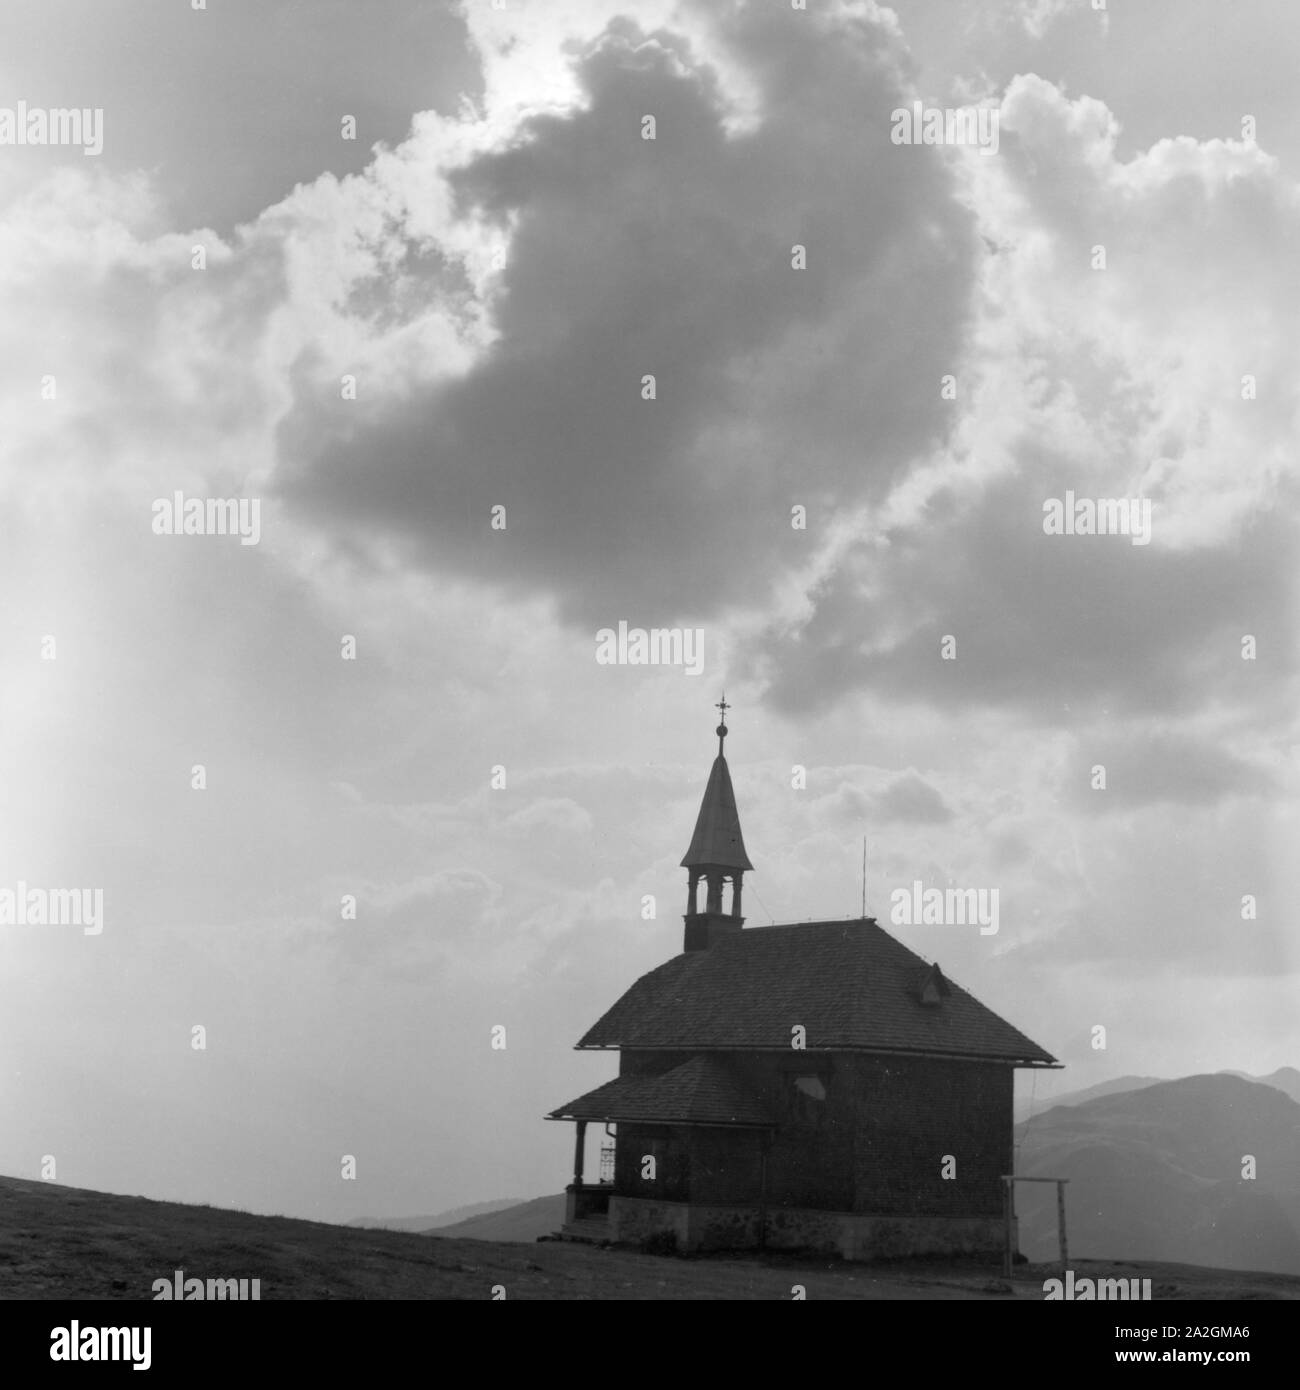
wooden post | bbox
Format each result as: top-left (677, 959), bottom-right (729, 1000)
top-left (1002, 1175), bottom-right (1068, 1277)
top-left (1057, 1179), bottom-right (1068, 1273)
top-left (573, 1120), bottom-right (587, 1186)
top-left (757, 1133), bottom-right (769, 1251)
top-left (1002, 1177), bottom-right (1012, 1278)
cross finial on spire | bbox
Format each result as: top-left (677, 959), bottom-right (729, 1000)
top-left (715, 693), bottom-right (730, 757)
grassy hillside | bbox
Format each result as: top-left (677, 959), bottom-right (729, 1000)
top-left (1, 1174), bottom-right (1297, 1300)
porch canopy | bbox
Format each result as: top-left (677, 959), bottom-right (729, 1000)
top-left (546, 1055), bottom-right (773, 1189)
top-left (548, 1054), bottom-right (773, 1128)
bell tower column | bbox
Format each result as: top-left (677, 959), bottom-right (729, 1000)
top-left (680, 696), bottom-right (754, 952)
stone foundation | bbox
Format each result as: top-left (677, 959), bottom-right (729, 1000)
top-left (610, 1195), bottom-right (1013, 1260)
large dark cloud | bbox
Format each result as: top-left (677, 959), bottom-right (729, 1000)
top-left (277, 6), bottom-right (976, 624)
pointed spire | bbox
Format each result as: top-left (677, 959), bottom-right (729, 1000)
top-left (681, 698), bottom-right (753, 872)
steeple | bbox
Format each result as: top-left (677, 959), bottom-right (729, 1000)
top-left (681, 696), bottom-right (752, 951)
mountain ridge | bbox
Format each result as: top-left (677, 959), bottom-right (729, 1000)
top-left (1015, 1072), bottom-right (1300, 1275)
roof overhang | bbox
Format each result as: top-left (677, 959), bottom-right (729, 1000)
top-left (574, 1043), bottom-right (1061, 1067)
top-left (544, 1111), bottom-right (773, 1129)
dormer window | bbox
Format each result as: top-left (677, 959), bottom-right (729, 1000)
top-left (917, 962), bottom-right (951, 1007)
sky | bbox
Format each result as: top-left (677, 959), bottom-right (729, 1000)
top-left (0, 0), bottom-right (1296, 1225)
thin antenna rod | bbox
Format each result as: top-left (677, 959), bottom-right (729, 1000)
top-left (861, 836), bottom-right (867, 919)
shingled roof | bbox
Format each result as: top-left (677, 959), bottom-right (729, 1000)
top-left (576, 919), bottom-right (1057, 1065)
top-left (548, 1055), bottom-right (773, 1128)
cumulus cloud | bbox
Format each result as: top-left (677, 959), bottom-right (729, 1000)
top-left (1068, 732), bottom-right (1277, 811)
top-left (503, 797), bottom-right (595, 835)
top-left (274, 3), bottom-right (976, 624)
top-left (754, 74), bottom-right (1300, 733)
top-left (874, 770), bottom-right (955, 822)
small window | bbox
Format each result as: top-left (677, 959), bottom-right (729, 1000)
top-left (793, 1075), bottom-right (826, 1101)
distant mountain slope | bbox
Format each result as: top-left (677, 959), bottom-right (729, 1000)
top-left (1015, 1074), bottom-right (1163, 1124)
top-left (1016, 1074), bottom-right (1300, 1275)
top-left (350, 1197), bottom-right (530, 1233)
top-left (425, 1193), bottom-right (566, 1242)
top-left (1015, 1067), bottom-right (1300, 1124)
top-left (1220, 1067), bottom-right (1300, 1106)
